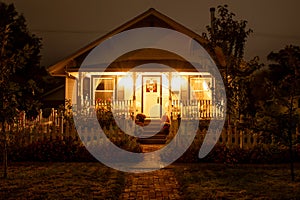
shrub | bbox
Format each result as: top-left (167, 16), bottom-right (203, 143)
top-left (1, 138), bottom-right (97, 162)
top-left (171, 141), bottom-right (300, 164)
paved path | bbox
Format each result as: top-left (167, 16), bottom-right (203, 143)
top-left (119, 145), bottom-right (182, 200)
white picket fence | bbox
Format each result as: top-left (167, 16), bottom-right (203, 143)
top-left (2, 107), bottom-right (297, 149)
top-left (168, 120), bottom-right (262, 149)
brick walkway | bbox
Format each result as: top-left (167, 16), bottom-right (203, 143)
top-left (119, 168), bottom-right (181, 200)
top-left (119, 145), bottom-right (182, 200)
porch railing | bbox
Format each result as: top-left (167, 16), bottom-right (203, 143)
top-left (171, 100), bottom-right (225, 119)
top-left (95, 100), bottom-right (134, 119)
top-left (94, 99), bottom-right (225, 120)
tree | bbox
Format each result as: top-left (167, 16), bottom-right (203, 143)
top-left (265, 45), bottom-right (300, 181)
top-left (203, 5), bottom-right (260, 127)
top-left (0, 2), bottom-right (43, 178)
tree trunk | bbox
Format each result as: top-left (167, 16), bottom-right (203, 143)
top-left (3, 135), bottom-right (7, 179)
top-left (288, 127), bottom-right (295, 182)
top-left (288, 93), bottom-right (295, 182)
top-left (1, 122), bottom-right (8, 179)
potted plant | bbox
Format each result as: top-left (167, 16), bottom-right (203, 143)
top-left (135, 113), bottom-right (146, 123)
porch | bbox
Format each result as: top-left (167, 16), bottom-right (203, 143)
top-left (69, 67), bottom-right (225, 120)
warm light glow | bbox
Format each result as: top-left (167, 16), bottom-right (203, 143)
top-left (118, 75), bottom-right (133, 88)
top-left (171, 75), bottom-right (186, 91)
top-left (162, 74), bottom-right (168, 88)
top-left (202, 81), bottom-right (209, 91)
top-left (178, 72), bottom-right (211, 76)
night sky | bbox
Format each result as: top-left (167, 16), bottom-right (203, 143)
top-left (3, 0), bottom-right (300, 67)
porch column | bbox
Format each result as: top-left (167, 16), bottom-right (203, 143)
top-left (78, 72), bottom-right (83, 111)
top-left (168, 72), bottom-right (172, 121)
top-left (212, 77), bottom-right (216, 118)
top-left (65, 75), bottom-right (69, 105)
top-left (133, 72), bottom-right (137, 119)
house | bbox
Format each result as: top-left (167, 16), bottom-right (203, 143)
top-left (47, 8), bottom-right (226, 120)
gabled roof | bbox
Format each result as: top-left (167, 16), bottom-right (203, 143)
top-left (48, 8), bottom-right (220, 76)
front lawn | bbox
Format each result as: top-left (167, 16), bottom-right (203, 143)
top-left (0, 162), bottom-right (125, 200)
top-left (1, 162), bottom-right (300, 199)
top-left (173, 163), bottom-right (300, 199)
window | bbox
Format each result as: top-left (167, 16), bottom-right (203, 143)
top-left (190, 77), bottom-right (212, 100)
top-left (94, 78), bottom-right (115, 102)
top-left (83, 77), bottom-right (90, 100)
top-left (117, 75), bottom-right (133, 100)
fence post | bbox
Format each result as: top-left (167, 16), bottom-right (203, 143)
top-left (239, 129), bottom-right (243, 149)
top-left (22, 111), bottom-right (26, 128)
top-left (253, 132), bottom-right (258, 146)
top-left (60, 111), bottom-right (64, 138)
top-left (46, 123), bottom-right (50, 140)
top-left (39, 109), bottom-right (43, 124)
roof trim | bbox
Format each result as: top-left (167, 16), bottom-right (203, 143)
top-left (42, 85), bottom-right (65, 98)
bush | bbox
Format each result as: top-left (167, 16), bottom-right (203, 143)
top-left (0, 138), bottom-right (97, 162)
top-left (0, 126), bottom-right (143, 162)
top-left (172, 141), bottom-right (300, 164)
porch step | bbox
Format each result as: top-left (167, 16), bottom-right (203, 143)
top-left (138, 138), bottom-right (167, 144)
top-left (137, 118), bottom-right (169, 144)
top-left (138, 129), bottom-right (168, 144)
top-left (138, 134), bottom-right (167, 144)
top-left (139, 132), bottom-right (166, 139)
top-left (143, 119), bottom-right (161, 126)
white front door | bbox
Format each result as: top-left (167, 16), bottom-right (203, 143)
top-left (142, 76), bottom-right (161, 118)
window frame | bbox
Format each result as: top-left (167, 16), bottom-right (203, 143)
top-left (91, 75), bottom-right (116, 105)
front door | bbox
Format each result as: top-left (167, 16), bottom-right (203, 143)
top-left (142, 76), bottom-right (162, 118)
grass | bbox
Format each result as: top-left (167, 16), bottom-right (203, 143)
top-left (0, 162), bottom-right (125, 200)
top-left (1, 162), bottom-right (300, 199)
top-left (173, 163), bottom-right (300, 200)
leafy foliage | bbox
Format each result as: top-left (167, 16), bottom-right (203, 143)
top-left (0, 2), bottom-right (44, 121)
top-left (255, 45), bottom-right (300, 144)
top-left (253, 45), bottom-right (300, 181)
top-left (0, 2), bottom-right (45, 178)
top-left (206, 5), bottom-right (252, 61)
top-left (203, 5), bottom-right (261, 123)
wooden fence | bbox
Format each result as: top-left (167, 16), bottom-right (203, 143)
top-left (2, 107), bottom-right (297, 149)
top-left (167, 119), bottom-right (262, 149)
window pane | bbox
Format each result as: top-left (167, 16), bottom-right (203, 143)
top-left (96, 79), bottom-right (114, 90)
top-left (95, 92), bottom-right (113, 101)
top-left (191, 91), bottom-right (204, 99)
top-left (83, 77), bottom-right (90, 99)
top-left (190, 77), bottom-right (212, 100)
top-left (190, 78), bottom-right (203, 91)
